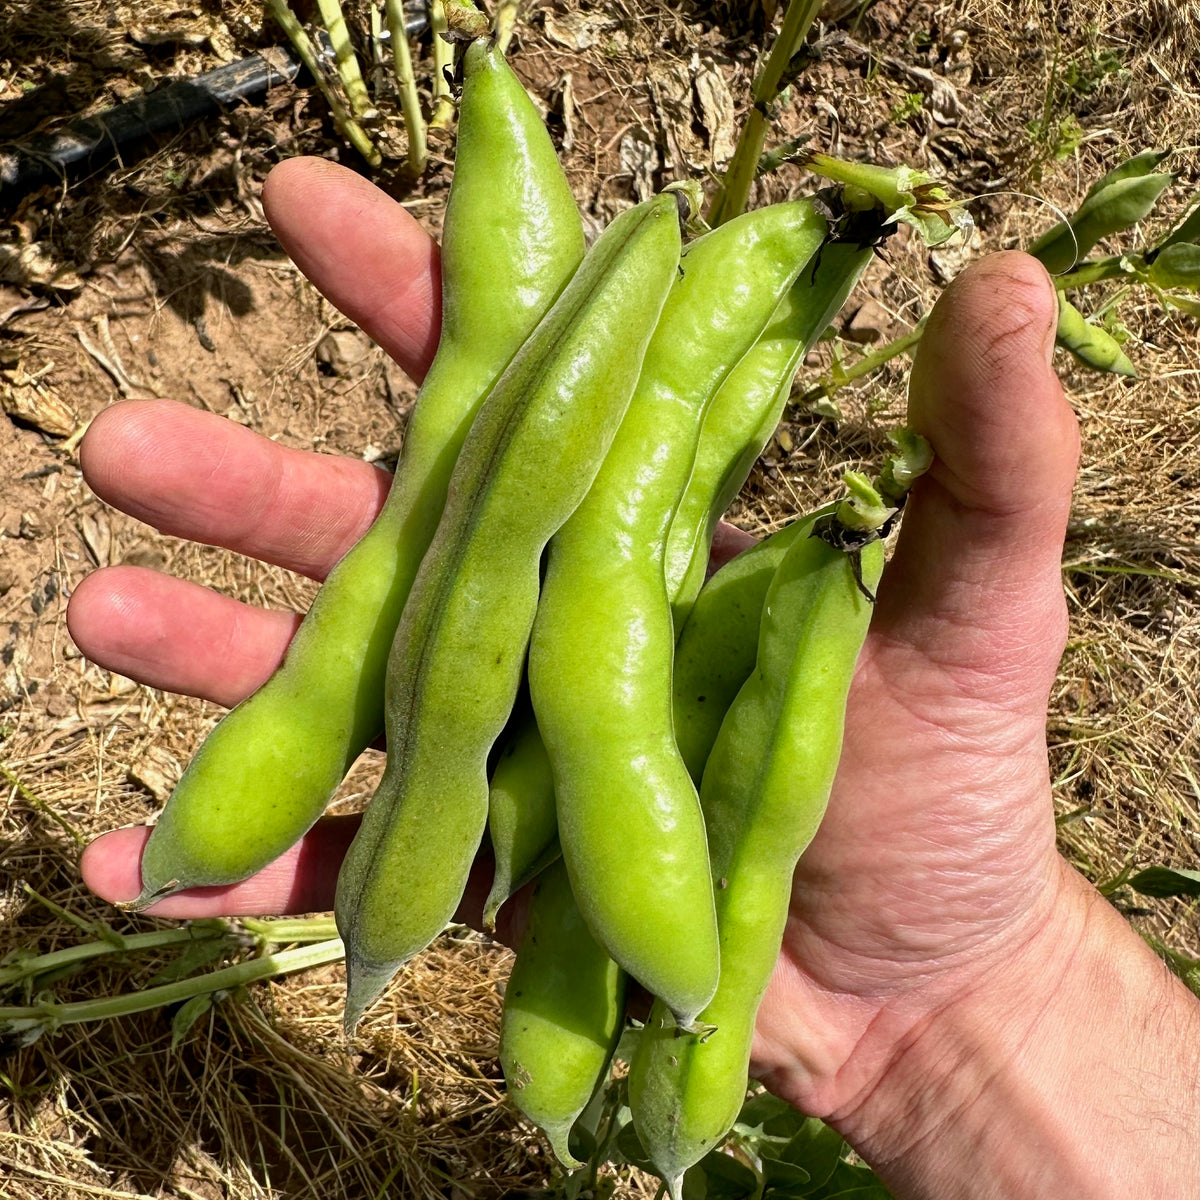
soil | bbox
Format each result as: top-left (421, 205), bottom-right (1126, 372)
top-left (0, 0), bottom-right (1196, 1196)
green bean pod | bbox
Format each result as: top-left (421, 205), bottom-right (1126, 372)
top-left (335, 193), bottom-right (683, 1031)
top-left (628, 528), bottom-right (884, 1195)
top-left (528, 200), bottom-right (828, 1028)
top-left (484, 718), bottom-right (560, 929)
top-left (126, 37), bottom-right (585, 908)
top-left (1031, 170), bottom-right (1174, 275)
top-left (672, 507), bottom-right (830, 784)
top-left (1055, 297), bottom-right (1136, 376)
top-left (483, 234), bottom-right (872, 924)
top-left (499, 858), bottom-right (627, 1167)
top-left (483, 215), bottom-right (873, 928)
top-left (665, 240), bottom-right (876, 627)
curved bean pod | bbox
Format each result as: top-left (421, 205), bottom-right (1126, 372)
top-left (529, 200), bottom-right (828, 1028)
top-left (128, 37), bottom-right (585, 907)
top-left (335, 193), bottom-right (683, 1031)
top-left (499, 858), bottom-right (626, 1167)
top-left (1056, 297), bottom-right (1136, 376)
top-left (484, 718), bottom-right (559, 930)
top-left (628, 527), bottom-right (884, 1195)
top-left (483, 225), bottom-right (877, 926)
top-left (1031, 170), bottom-right (1174, 275)
top-left (671, 506), bottom-right (831, 783)
top-left (665, 239), bottom-right (876, 627)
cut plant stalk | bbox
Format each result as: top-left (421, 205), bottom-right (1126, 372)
top-left (707, 0), bottom-right (824, 227)
top-left (428, 0), bottom-right (456, 130)
top-left (384, 0), bottom-right (428, 175)
top-left (0, 923), bottom-right (230, 988)
top-left (494, 0), bottom-right (519, 56)
top-left (267, 0), bottom-right (382, 166)
top-left (316, 0), bottom-right (374, 119)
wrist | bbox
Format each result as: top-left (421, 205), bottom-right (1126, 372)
top-left (828, 862), bottom-right (1198, 1199)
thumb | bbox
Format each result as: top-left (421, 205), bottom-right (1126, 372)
top-left (872, 252), bottom-right (1080, 697)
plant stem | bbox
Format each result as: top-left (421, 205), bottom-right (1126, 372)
top-left (707, 0), bottom-right (824, 226)
top-left (494, 0), bottom-right (520, 55)
top-left (315, 0), bottom-right (374, 117)
top-left (428, 0), bottom-right (456, 130)
top-left (267, 0), bottom-right (381, 166)
top-left (384, 0), bottom-right (428, 175)
top-left (241, 917), bottom-right (340, 943)
top-left (797, 317), bottom-right (928, 407)
top-left (0, 939), bottom-right (346, 1030)
top-left (1053, 254), bottom-right (1143, 290)
top-left (0, 924), bottom-right (231, 987)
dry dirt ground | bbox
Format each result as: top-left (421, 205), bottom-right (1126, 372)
top-left (1, 1), bottom-right (1197, 1197)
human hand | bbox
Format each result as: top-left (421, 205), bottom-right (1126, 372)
top-left (74, 159), bottom-right (1196, 1197)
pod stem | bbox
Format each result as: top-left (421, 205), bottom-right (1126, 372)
top-left (802, 152), bottom-right (973, 245)
top-left (707, 0), bottom-right (824, 227)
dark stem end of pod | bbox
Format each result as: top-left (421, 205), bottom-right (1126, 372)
top-left (115, 877), bottom-right (184, 912)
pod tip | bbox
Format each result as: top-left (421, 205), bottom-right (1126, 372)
top-left (342, 955), bottom-right (404, 1036)
top-left (543, 1122), bottom-right (584, 1171)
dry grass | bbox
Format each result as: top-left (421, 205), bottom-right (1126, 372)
top-left (2, 0), bottom-right (1198, 1196)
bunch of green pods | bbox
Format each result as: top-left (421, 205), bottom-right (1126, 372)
top-left (121, 17), bottom-right (939, 1189)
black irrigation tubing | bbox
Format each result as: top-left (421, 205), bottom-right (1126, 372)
top-left (0, 9), bottom-right (430, 205)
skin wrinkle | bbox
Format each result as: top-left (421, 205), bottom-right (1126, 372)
top-left (758, 862), bottom-right (1078, 1134)
top-left (835, 895), bottom-right (1098, 1197)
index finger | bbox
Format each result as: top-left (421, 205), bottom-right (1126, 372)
top-left (262, 157), bottom-right (442, 382)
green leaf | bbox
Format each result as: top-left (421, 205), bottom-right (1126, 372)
top-left (612, 1117), bottom-right (654, 1172)
top-left (1156, 196), bottom-right (1200, 250)
top-left (1082, 149), bottom-right (1171, 201)
top-left (1161, 291), bottom-right (1200, 317)
top-left (759, 1155), bottom-right (812, 1188)
top-left (1128, 866), bottom-right (1200, 898)
top-left (816, 1159), bottom-right (893, 1197)
top-left (147, 937), bottom-right (229, 986)
top-left (737, 1088), bottom-right (810, 1139)
top-left (819, 1185), bottom-right (894, 1199)
top-left (170, 991), bottom-right (217, 1047)
top-left (779, 1118), bottom-right (846, 1186)
top-left (1148, 242), bottom-right (1200, 291)
top-left (691, 1148), bottom-right (760, 1197)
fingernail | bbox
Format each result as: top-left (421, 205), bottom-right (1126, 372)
top-left (1042, 273), bottom-right (1060, 366)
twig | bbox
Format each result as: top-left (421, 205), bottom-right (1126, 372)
top-left (0, 939), bottom-right (346, 1031)
top-left (0, 923), bottom-right (231, 987)
top-left (1, 760), bottom-right (84, 847)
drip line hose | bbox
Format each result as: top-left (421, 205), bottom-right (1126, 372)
top-left (0, 9), bottom-right (429, 203)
